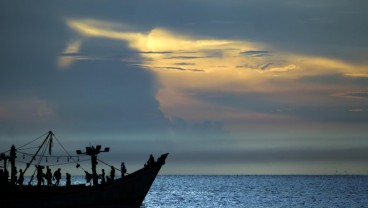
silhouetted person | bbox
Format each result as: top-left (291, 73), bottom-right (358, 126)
top-left (12, 167), bottom-right (18, 185)
top-left (45, 166), bottom-right (52, 186)
top-left (17, 169), bottom-right (24, 185)
top-left (145, 154), bottom-right (155, 167)
top-left (53, 168), bottom-right (61, 186)
top-left (36, 165), bottom-right (45, 186)
top-left (85, 171), bottom-right (92, 186)
top-left (121, 162), bottom-right (127, 177)
top-left (66, 172), bottom-right (71, 187)
top-left (110, 166), bottom-right (115, 181)
top-left (100, 169), bottom-right (106, 184)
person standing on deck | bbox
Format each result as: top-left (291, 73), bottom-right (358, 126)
top-left (53, 168), bottom-right (61, 186)
top-left (84, 171), bottom-right (92, 186)
top-left (45, 166), bottom-right (52, 186)
top-left (17, 169), bottom-right (24, 185)
top-left (100, 169), bottom-right (106, 184)
top-left (121, 162), bottom-right (127, 177)
top-left (66, 172), bottom-right (71, 186)
top-left (36, 165), bottom-right (45, 186)
top-left (110, 166), bottom-right (115, 181)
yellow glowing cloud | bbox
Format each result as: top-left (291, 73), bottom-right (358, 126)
top-left (58, 40), bottom-right (82, 69)
top-left (63, 18), bottom-right (368, 123)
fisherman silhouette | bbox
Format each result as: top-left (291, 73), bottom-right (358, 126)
top-left (100, 169), bottom-right (106, 184)
top-left (110, 166), bottom-right (115, 181)
top-left (145, 154), bottom-right (155, 168)
top-left (36, 165), bottom-right (45, 186)
top-left (45, 166), bottom-right (52, 186)
top-left (121, 162), bottom-right (127, 177)
top-left (85, 171), bottom-right (92, 186)
top-left (11, 166), bottom-right (18, 185)
top-left (66, 172), bottom-right (71, 187)
top-left (53, 168), bottom-right (61, 186)
top-left (17, 169), bottom-right (24, 185)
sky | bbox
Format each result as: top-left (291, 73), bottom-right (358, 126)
top-left (1, 0), bottom-right (368, 175)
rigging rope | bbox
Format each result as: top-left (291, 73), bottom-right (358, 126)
top-left (53, 135), bottom-right (89, 172)
top-left (97, 158), bottom-right (121, 172)
top-left (18, 132), bottom-right (48, 150)
top-left (4, 131), bottom-right (121, 180)
top-left (1, 132), bottom-right (46, 154)
top-left (16, 150), bottom-right (87, 158)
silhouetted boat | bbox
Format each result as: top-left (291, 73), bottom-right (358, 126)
top-left (0, 131), bottom-right (168, 208)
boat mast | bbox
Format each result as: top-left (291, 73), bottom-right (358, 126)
top-left (23, 131), bottom-right (54, 174)
top-left (76, 145), bottom-right (109, 186)
top-left (9, 145), bottom-right (17, 184)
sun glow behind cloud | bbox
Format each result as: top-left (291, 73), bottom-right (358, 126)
top-left (61, 18), bottom-right (368, 129)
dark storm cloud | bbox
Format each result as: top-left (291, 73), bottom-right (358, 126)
top-left (50, 60), bottom-right (170, 133)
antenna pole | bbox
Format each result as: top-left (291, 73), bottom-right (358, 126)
top-left (76, 145), bottom-right (109, 186)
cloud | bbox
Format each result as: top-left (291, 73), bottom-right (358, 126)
top-left (62, 18), bottom-right (368, 130)
top-left (60, 19), bottom-right (366, 132)
top-left (158, 66), bottom-right (205, 72)
top-left (58, 40), bottom-right (83, 69)
top-left (164, 55), bottom-right (215, 60)
top-left (0, 98), bottom-right (55, 122)
top-left (332, 91), bottom-right (368, 99)
top-left (345, 73), bottom-right (368, 78)
top-left (174, 62), bottom-right (195, 66)
top-left (241, 50), bottom-right (272, 57)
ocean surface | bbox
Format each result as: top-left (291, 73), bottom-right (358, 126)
top-left (142, 175), bottom-right (368, 208)
top-left (25, 175), bottom-right (368, 207)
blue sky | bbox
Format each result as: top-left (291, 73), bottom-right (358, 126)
top-left (1, 0), bottom-right (368, 175)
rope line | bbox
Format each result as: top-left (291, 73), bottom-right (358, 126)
top-left (16, 150), bottom-right (87, 158)
top-left (18, 132), bottom-right (48, 150)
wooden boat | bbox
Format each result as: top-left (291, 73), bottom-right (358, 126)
top-left (0, 131), bottom-right (168, 208)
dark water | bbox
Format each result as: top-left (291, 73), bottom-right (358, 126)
top-left (143, 175), bottom-right (368, 208)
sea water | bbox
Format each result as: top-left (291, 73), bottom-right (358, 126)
top-left (142, 175), bottom-right (368, 208)
top-left (24, 175), bottom-right (368, 207)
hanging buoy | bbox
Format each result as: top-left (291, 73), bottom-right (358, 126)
top-left (57, 157), bottom-right (59, 162)
top-left (46, 156), bottom-right (48, 162)
top-left (67, 157), bottom-right (70, 162)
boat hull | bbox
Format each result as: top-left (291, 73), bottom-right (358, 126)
top-left (1, 153), bottom-right (168, 208)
